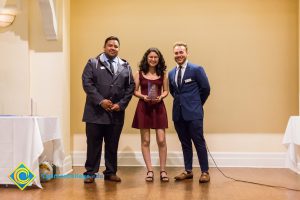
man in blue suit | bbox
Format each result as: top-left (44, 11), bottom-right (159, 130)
top-left (168, 42), bottom-right (211, 183)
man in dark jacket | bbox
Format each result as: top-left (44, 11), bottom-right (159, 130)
top-left (82, 36), bottom-right (135, 183)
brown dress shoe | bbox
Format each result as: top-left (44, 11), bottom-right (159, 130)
top-left (84, 176), bottom-right (95, 184)
top-left (174, 171), bottom-right (193, 180)
top-left (199, 172), bottom-right (210, 183)
top-left (104, 174), bottom-right (121, 182)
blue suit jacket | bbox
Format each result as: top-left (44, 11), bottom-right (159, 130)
top-left (168, 63), bottom-right (210, 122)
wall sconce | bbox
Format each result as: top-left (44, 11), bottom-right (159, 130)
top-left (0, 12), bottom-right (15, 27)
top-left (0, 0), bottom-right (20, 28)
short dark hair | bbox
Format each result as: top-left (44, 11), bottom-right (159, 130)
top-left (104, 36), bottom-right (120, 47)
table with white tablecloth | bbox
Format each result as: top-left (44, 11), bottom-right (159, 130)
top-left (282, 116), bottom-right (300, 174)
top-left (0, 116), bottom-right (65, 188)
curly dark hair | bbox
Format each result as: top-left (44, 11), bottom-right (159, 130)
top-left (138, 48), bottom-right (167, 77)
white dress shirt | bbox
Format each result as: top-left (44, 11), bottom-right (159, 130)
top-left (175, 60), bottom-right (188, 87)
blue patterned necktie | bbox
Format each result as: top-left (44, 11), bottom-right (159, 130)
top-left (108, 60), bottom-right (114, 74)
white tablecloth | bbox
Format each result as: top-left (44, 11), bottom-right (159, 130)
top-left (0, 116), bottom-right (65, 188)
top-left (282, 116), bottom-right (300, 174)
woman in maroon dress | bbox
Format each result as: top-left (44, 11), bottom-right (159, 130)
top-left (132, 48), bottom-right (169, 182)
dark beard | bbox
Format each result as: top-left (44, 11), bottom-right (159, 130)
top-left (104, 53), bottom-right (116, 60)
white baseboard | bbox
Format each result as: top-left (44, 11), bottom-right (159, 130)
top-left (72, 151), bottom-right (286, 168)
top-left (57, 155), bottom-right (73, 174)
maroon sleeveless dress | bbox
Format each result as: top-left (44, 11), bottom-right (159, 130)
top-left (132, 72), bottom-right (168, 129)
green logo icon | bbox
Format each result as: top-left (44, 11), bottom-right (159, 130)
top-left (9, 162), bottom-right (36, 190)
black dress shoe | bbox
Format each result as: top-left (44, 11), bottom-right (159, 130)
top-left (104, 174), bottom-right (121, 182)
top-left (84, 176), bottom-right (95, 184)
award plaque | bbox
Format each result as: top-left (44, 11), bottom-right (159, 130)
top-left (148, 81), bottom-right (158, 100)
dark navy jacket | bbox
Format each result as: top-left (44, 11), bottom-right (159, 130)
top-left (168, 63), bottom-right (210, 122)
top-left (82, 53), bottom-right (135, 124)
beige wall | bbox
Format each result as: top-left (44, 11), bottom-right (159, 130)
top-left (0, 0), bottom-right (30, 115)
top-left (0, 0), bottom-right (70, 155)
top-left (0, 0), bottom-right (298, 162)
top-left (71, 0), bottom-right (298, 137)
top-left (73, 132), bottom-right (286, 153)
top-left (29, 0), bottom-right (70, 155)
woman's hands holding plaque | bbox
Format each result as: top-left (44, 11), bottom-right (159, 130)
top-left (142, 95), bottom-right (162, 104)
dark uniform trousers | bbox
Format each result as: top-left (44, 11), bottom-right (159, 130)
top-left (84, 122), bottom-right (124, 176)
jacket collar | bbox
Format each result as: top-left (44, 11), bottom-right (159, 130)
top-left (99, 53), bottom-right (126, 66)
top-left (97, 53), bottom-right (128, 81)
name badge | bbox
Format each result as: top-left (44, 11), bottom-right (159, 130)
top-left (100, 67), bottom-right (105, 69)
top-left (184, 78), bottom-right (192, 83)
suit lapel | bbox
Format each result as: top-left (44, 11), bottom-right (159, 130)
top-left (103, 62), bottom-right (113, 75)
top-left (170, 68), bottom-right (180, 92)
top-left (98, 53), bottom-right (114, 75)
top-left (181, 64), bottom-right (191, 87)
top-left (112, 63), bottom-right (125, 82)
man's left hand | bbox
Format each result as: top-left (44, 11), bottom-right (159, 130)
top-left (110, 104), bottom-right (120, 111)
